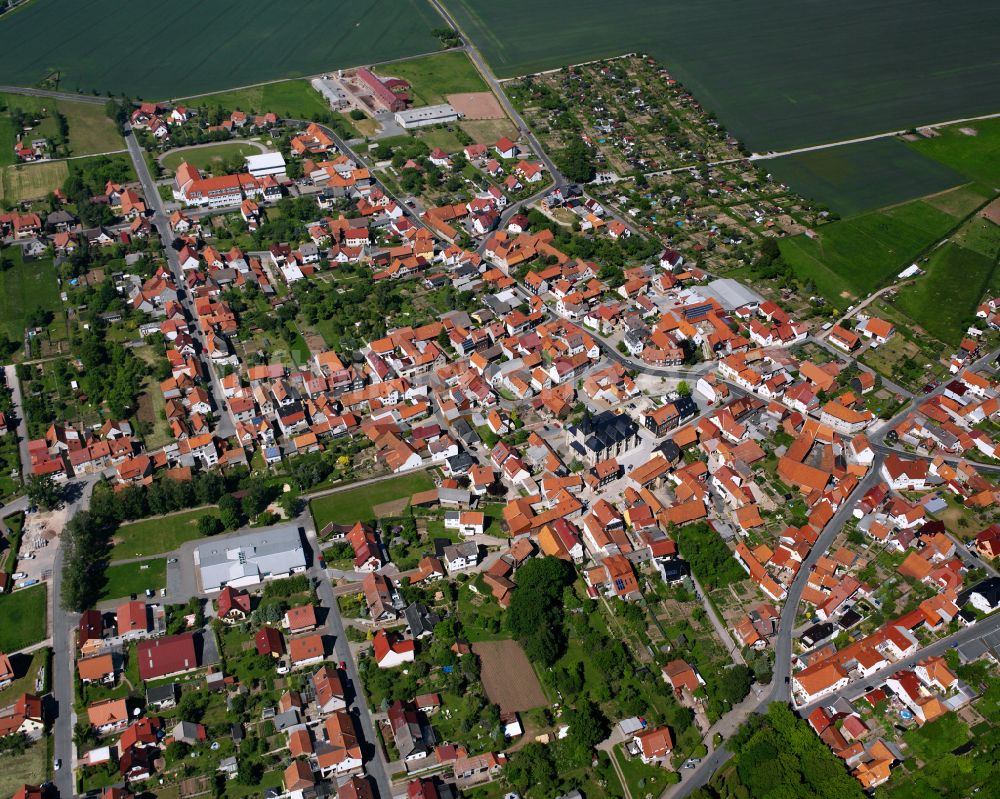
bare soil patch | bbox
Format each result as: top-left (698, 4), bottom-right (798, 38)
top-left (447, 91), bottom-right (504, 120)
top-left (472, 639), bottom-right (547, 714)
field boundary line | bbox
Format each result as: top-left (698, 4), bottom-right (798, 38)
top-left (163, 47), bottom-right (463, 105)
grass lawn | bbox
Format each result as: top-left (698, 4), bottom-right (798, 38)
top-left (0, 437), bottom-right (23, 503)
top-left (0, 0), bottom-right (444, 99)
top-left (908, 118), bottom-right (1000, 186)
top-left (177, 79), bottom-right (332, 119)
top-left (310, 471), bottom-right (435, 527)
top-left (0, 92), bottom-right (123, 156)
top-left (110, 507), bottom-right (221, 560)
top-left (0, 742), bottom-right (47, 799)
top-left (0, 649), bottom-right (48, 707)
top-left (903, 713), bottom-right (969, 761)
top-left (100, 558), bottom-right (166, 602)
top-left (0, 248), bottom-right (60, 342)
top-left (416, 126), bottom-right (466, 153)
top-left (955, 214), bottom-right (1000, 259)
top-left (894, 233), bottom-right (999, 345)
top-left (778, 185), bottom-right (989, 307)
top-left (57, 98), bottom-right (125, 154)
top-left (1, 511), bottom-right (25, 573)
top-left (376, 51), bottom-right (488, 106)
top-left (0, 584), bottom-right (47, 651)
top-left (765, 138), bottom-right (965, 217)
top-left (134, 374), bottom-right (172, 450)
top-left (459, 117), bottom-right (518, 146)
top-left (612, 743), bottom-right (677, 798)
top-left (0, 159), bottom-right (68, 202)
top-left (161, 142), bottom-right (267, 172)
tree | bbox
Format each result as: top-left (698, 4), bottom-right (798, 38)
top-left (677, 380), bottom-right (691, 396)
top-left (504, 743), bottom-right (557, 797)
top-left (506, 557), bottom-right (575, 666)
top-left (198, 514), bottom-right (223, 537)
top-left (715, 664), bottom-right (752, 706)
top-left (555, 137), bottom-right (596, 183)
top-left (563, 700), bottom-right (608, 759)
top-left (26, 474), bottom-right (62, 510)
top-left (218, 494), bottom-right (242, 530)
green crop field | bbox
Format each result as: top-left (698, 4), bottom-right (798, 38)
top-left (310, 471), bottom-right (435, 528)
top-left (376, 51), bottom-right (488, 106)
top-left (907, 118), bottom-right (1000, 187)
top-left (0, 0), bottom-right (444, 100)
top-left (176, 79), bottom-right (333, 119)
top-left (894, 217), bottom-right (1000, 345)
top-left (445, 0), bottom-right (1000, 152)
top-left (778, 185), bottom-right (990, 307)
top-left (765, 139), bottom-right (966, 218)
top-left (110, 507), bottom-right (222, 560)
top-left (0, 584), bottom-right (47, 651)
top-left (161, 143), bottom-right (267, 173)
top-left (0, 247), bottom-right (61, 342)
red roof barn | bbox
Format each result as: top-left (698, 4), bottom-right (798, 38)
top-left (136, 633), bottom-right (198, 681)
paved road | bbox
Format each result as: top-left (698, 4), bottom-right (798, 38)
top-left (306, 528), bottom-right (394, 799)
top-left (289, 118), bottom-right (432, 239)
top-left (123, 124), bottom-right (234, 438)
top-left (4, 364), bottom-right (31, 482)
top-left (768, 463), bottom-right (883, 705)
top-left (51, 475), bottom-right (100, 799)
top-left (422, 0), bottom-right (562, 182)
top-left (0, 85), bottom-right (106, 104)
top-left (796, 611), bottom-right (1000, 717)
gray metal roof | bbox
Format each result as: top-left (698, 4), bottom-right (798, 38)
top-left (197, 524), bottom-right (307, 591)
top-left (698, 278), bottom-right (765, 310)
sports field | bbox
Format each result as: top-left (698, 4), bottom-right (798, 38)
top-left (161, 142), bottom-right (267, 173)
top-left (445, 0), bottom-right (1000, 152)
top-left (376, 51), bottom-right (488, 107)
top-left (764, 139), bottom-right (966, 218)
top-left (778, 185), bottom-right (990, 307)
top-left (0, 0), bottom-right (444, 99)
